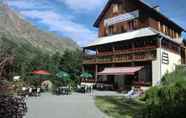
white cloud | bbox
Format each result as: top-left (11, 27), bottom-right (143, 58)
top-left (7, 0), bottom-right (52, 10)
top-left (7, 0), bottom-right (100, 46)
top-left (61, 0), bottom-right (106, 12)
top-left (20, 10), bottom-right (97, 46)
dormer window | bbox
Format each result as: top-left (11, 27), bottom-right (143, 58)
top-left (113, 4), bottom-right (119, 13)
top-left (106, 25), bottom-right (114, 35)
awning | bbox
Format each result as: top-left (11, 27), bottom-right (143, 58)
top-left (98, 66), bottom-right (143, 75)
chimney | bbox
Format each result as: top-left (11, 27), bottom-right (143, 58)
top-left (153, 5), bottom-right (160, 12)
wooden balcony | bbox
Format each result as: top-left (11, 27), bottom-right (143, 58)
top-left (112, 52), bottom-right (156, 63)
top-left (114, 45), bottom-right (157, 55)
top-left (83, 50), bottom-right (157, 64)
top-left (97, 51), bottom-right (113, 56)
top-left (96, 45), bottom-right (157, 57)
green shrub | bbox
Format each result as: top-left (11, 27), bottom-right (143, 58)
top-left (135, 80), bottom-right (186, 118)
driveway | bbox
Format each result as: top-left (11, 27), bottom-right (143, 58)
top-left (24, 91), bottom-right (122, 118)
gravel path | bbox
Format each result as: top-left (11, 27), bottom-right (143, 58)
top-left (24, 92), bottom-right (117, 118)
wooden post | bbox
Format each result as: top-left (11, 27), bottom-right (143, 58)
top-left (95, 64), bottom-right (98, 82)
top-left (131, 41), bottom-right (135, 66)
top-left (82, 65), bottom-right (85, 72)
top-left (112, 46), bottom-right (115, 63)
top-left (83, 48), bottom-right (85, 56)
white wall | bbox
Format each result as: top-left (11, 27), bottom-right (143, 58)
top-left (161, 49), bottom-right (181, 76)
top-left (152, 48), bottom-right (181, 86)
top-left (152, 48), bottom-right (161, 86)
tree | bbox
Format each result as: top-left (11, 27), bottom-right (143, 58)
top-left (60, 49), bottom-right (83, 84)
top-left (0, 35), bottom-right (27, 118)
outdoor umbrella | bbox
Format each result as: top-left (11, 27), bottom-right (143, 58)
top-left (32, 70), bottom-right (51, 75)
top-left (56, 71), bottom-right (71, 81)
top-left (31, 70), bottom-right (51, 83)
top-left (80, 72), bottom-right (93, 79)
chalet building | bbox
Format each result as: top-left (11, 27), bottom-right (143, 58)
top-left (82, 0), bottom-right (185, 90)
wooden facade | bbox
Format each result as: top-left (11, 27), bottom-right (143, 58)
top-left (97, 0), bottom-right (182, 38)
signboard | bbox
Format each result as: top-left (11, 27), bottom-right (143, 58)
top-left (104, 10), bottom-right (139, 26)
top-left (162, 52), bottom-right (169, 64)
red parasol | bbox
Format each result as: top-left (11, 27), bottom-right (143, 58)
top-left (32, 70), bottom-right (51, 75)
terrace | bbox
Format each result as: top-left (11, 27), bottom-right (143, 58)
top-left (83, 40), bottom-right (157, 64)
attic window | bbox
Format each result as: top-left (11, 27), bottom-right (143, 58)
top-left (113, 4), bottom-right (119, 13)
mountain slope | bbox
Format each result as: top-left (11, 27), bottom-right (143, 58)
top-left (0, 4), bottom-right (79, 54)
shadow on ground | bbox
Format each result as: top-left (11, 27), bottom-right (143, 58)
top-left (95, 96), bottom-right (145, 118)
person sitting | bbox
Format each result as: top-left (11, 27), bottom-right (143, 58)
top-left (21, 87), bottom-right (27, 97)
top-left (124, 88), bottom-right (135, 98)
top-left (36, 88), bottom-right (41, 96)
top-left (126, 87), bottom-right (144, 98)
top-left (28, 87), bottom-right (33, 96)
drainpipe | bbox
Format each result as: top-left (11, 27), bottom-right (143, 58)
top-left (159, 36), bottom-right (164, 85)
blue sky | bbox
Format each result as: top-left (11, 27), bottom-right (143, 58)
top-left (6, 0), bottom-right (186, 46)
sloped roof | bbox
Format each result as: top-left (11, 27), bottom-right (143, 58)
top-left (94, 0), bottom-right (185, 31)
top-left (85, 27), bottom-right (182, 48)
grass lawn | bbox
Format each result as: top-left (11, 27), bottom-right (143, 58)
top-left (95, 96), bottom-right (145, 118)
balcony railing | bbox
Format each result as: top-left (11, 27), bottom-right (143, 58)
top-left (83, 51), bottom-right (156, 64)
top-left (114, 45), bottom-right (157, 55)
top-left (97, 51), bottom-right (113, 56)
top-left (96, 45), bottom-right (157, 57)
top-left (113, 52), bottom-right (156, 63)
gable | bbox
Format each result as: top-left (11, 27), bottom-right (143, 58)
top-left (94, 0), bottom-right (184, 32)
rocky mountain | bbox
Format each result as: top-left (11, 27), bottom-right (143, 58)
top-left (0, 4), bottom-right (79, 54)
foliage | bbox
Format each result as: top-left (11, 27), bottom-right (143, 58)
top-left (0, 72), bottom-right (27, 118)
top-left (161, 66), bottom-right (186, 85)
top-left (0, 95), bottom-right (27, 118)
top-left (0, 34), bottom-right (82, 88)
top-left (60, 50), bottom-right (83, 85)
top-left (135, 68), bottom-right (186, 118)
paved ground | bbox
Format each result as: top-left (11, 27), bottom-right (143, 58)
top-left (24, 91), bottom-right (124, 118)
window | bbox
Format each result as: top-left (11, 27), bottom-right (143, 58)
top-left (106, 25), bottom-right (114, 35)
top-left (168, 28), bottom-right (171, 37)
top-left (175, 32), bottom-right (179, 38)
top-left (160, 23), bottom-right (164, 32)
top-left (162, 52), bottom-right (169, 64)
top-left (165, 26), bottom-right (168, 35)
top-left (121, 25), bottom-right (126, 33)
top-left (170, 29), bottom-right (173, 38)
top-left (113, 4), bottom-right (119, 13)
top-left (163, 25), bottom-right (166, 33)
top-left (173, 30), bottom-right (176, 38)
top-left (128, 20), bottom-right (134, 31)
top-left (134, 19), bottom-right (138, 29)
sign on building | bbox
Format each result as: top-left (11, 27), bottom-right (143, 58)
top-left (104, 10), bottom-right (139, 27)
top-left (162, 52), bottom-right (169, 64)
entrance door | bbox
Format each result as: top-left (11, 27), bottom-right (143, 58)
top-left (114, 75), bottom-right (133, 90)
top-left (124, 75), bottom-right (133, 90)
top-left (114, 75), bottom-right (125, 90)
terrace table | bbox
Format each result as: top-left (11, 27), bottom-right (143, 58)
top-left (57, 86), bottom-right (71, 95)
top-left (80, 83), bottom-right (94, 93)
